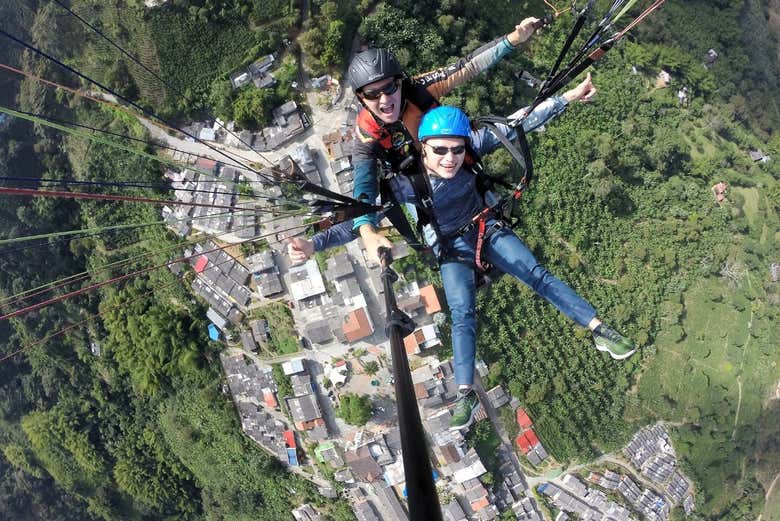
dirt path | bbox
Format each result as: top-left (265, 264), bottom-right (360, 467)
top-left (732, 377), bottom-right (743, 439)
top-left (767, 473), bottom-right (780, 501)
top-left (732, 309), bottom-right (754, 438)
top-left (765, 472), bottom-right (780, 519)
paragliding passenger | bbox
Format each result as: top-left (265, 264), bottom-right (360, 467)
top-left (410, 105), bottom-right (635, 429)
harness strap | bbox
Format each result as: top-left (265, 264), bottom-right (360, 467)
top-left (538, 0), bottom-right (594, 98)
top-left (471, 117), bottom-right (533, 224)
top-left (474, 210), bottom-right (491, 272)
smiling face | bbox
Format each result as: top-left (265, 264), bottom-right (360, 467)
top-left (422, 137), bottom-right (467, 179)
top-left (358, 78), bottom-right (402, 124)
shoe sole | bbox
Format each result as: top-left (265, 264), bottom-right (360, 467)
top-left (449, 402), bottom-right (482, 431)
top-left (595, 343), bottom-right (637, 360)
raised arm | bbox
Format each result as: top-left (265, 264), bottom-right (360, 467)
top-left (474, 73), bottom-right (598, 155)
top-left (417, 17), bottom-right (541, 98)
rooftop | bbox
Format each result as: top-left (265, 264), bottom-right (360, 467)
top-left (343, 307), bottom-right (374, 343)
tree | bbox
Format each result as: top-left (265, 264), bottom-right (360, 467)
top-left (336, 394), bottom-right (372, 426)
top-left (209, 80), bottom-right (235, 121)
top-left (363, 361), bottom-right (379, 376)
top-left (233, 88), bottom-right (276, 130)
top-left (322, 20), bottom-right (345, 68)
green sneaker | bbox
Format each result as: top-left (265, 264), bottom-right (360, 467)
top-left (593, 324), bottom-right (637, 360)
top-left (449, 389), bottom-right (480, 430)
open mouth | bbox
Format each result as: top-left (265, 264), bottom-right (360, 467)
top-left (379, 104), bottom-right (395, 115)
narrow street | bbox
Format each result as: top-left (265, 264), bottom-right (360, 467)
top-left (473, 374), bottom-right (530, 491)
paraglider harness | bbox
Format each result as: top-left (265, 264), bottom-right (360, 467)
top-left (372, 105), bottom-right (535, 275)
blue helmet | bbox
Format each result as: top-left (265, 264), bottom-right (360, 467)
top-left (417, 106), bottom-right (471, 142)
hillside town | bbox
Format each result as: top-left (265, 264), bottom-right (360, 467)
top-left (149, 68), bottom-right (702, 519)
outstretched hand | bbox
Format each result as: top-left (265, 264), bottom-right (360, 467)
top-left (562, 72), bottom-right (597, 103)
top-left (287, 237), bottom-right (314, 264)
top-left (360, 227), bottom-right (393, 265)
top-left (507, 17), bottom-right (541, 46)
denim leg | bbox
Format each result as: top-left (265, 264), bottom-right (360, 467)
top-left (483, 227), bottom-right (597, 327)
top-left (440, 253), bottom-right (478, 386)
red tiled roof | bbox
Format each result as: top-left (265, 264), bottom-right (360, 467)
top-left (516, 408), bottom-right (533, 429)
top-left (414, 382), bottom-right (428, 399)
top-left (263, 390), bottom-right (278, 408)
top-left (515, 434), bottom-right (532, 454)
top-left (195, 157), bottom-right (217, 170)
top-left (419, 284), bottom-right (442, 314)
top-left (403, 333), bottom-right (420, 355)
top-left (525, 429), bottom-right (539, 446)
top-left (343, 308), bottom-right (373, 343)
top-left (470, 496), bottom-right (490, 511)
top-left (194, 255), bottom-right (209, 273)
top-left (283, 430), bottom-right (296, 449)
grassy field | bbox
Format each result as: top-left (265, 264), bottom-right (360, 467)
top-left (767, 481), bottom-right (780, 521)
top-left (628, 273), bottom-right (779, 515)
top-left (733, 187), bottom-right (761, 228)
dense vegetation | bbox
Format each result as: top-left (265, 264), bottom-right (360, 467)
top-left (0, 0), bottom-right (778, 520)
top-left (336, 393), bottom-right (372, 426)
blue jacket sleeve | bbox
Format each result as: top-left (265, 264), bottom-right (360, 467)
top-left (472, 96), bottom-right (569, 155)
top-left (312, 219), bottom-right (360, 252)
top-left (351, 151), bottom-right (381, 230)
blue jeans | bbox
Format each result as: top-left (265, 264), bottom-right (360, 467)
top-left (439, 223), bottom-right (597, 386)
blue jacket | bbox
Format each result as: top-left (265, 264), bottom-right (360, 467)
top-left (312, 96), bottom-right (569, 252)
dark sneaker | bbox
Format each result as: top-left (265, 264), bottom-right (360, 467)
top-left (593, 324), bottom-right (637, 360)
top-left (449, 389), bottom-right (480, 430)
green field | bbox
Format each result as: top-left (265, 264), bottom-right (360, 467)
top-left (629, 274), bottom-right (779, 514)
top-left (767, 481), bottom-right (780, 521)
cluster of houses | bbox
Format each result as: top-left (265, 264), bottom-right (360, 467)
top-left (537, 424), bottom-right (695, 520)
top-left (222, 352), bottom-right (331, 464)
top-left (283, 358), bottom-right (330, 440)
top-left (539, 474), bottom-right (637, 521)
top-left (191, 240), bottom-right (252, 308)
top-left (229, 54), bottom-right (276, 90)
top-left (221, 352), bottom-right (287, 456)
top-left (163, 161), bottom-right (259, 239)
top-left (219, 349), bottom-right (544, 521)
top-left (184, 100), bottom-right (309, 152)
top-left (409, 359), bottom-right (543, 520)
top-left (288, 254), bottom-right (376, 346)
top-left (321, 126), bottom-right (357, 195)
top-left (184, 239), bottom-right (254, 339)
top-left (623, 424), bottom-right (694, 515)
top-left (514, 409), bottom-right (550, 467)
top-left (588, 471), bottom-right (668, 520)
top-left (245, 250), bottom-right (284, 298)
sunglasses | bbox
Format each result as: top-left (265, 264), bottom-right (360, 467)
top-left (360, 79), bottom-right (401, 100)
top-left (424, 143), bottom-right (466, 156)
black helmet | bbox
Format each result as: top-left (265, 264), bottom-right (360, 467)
top-left (348, 48), bottom-right (404, 91)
